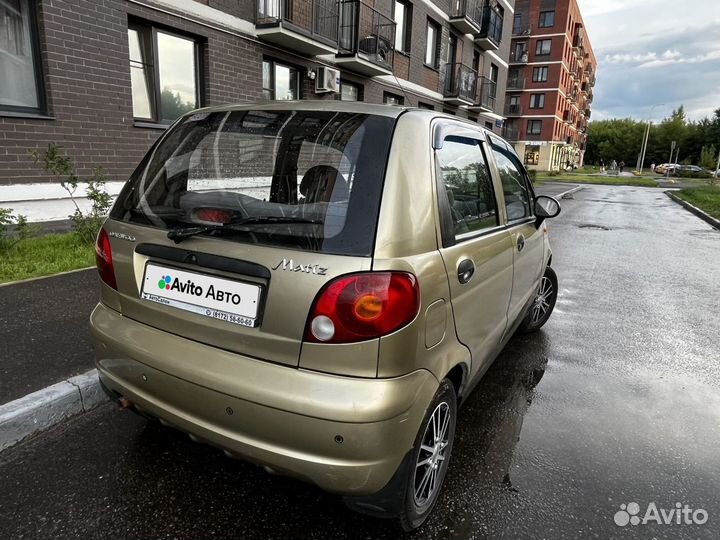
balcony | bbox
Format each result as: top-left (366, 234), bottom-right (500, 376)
top-left (449, 0), bottom-right (483, 35)
top-left (584, 108), bottom-right (591, 118)
top-left (336, 0), bottom-right (395, 76)
top-left (526, 132), bottom-right (543, 141)
top-left (507, 76), bottom-right (525, 90)
top-left (469, 76), bottom-right (497, 112)
top-left (512, 22), bottom-right (530, 36)
top-left (505, 103), bottom-right (522, 116)
top-left (510, 49), bottom-right (529, 64)
top-left (443, 63), bottom-right (478, 106)
top-left (568, 92), bottom-right (577, 104)
top-left (587, 91), bottom-right (594, 103)
top-left (503, 126), bottom-right (519, 141)
top-left (475, 4), bottom-right (503, 51)
top-left (256, 0), bottom-right (339, 55)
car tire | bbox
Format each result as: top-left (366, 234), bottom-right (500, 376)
top-left (519, 265), bottom-right (558, 333)
top-left (397, 378), bottom-right (457, 531)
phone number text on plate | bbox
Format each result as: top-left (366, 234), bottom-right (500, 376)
top-left (206, 309), bottom-right (255, 327)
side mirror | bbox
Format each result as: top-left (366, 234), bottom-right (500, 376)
top-left (534, 196), bottom-right (561, 225)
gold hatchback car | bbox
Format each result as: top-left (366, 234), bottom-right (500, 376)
top-left (91, 102), bottom-right (560, 530)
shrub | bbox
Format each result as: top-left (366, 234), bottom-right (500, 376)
top-left (527, 169), bottom-right (537, 182)
top-left (0, 208), bottom-right (34, 252)
top-left (678, 170), bottom-right (712, 179)
top-left (30, 144), bottom-right (111, 245)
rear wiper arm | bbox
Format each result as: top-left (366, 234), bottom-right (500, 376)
top-left (166, 216), bottom-right (321, 244)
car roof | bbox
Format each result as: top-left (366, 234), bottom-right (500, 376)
top-left (183, 101), bottom-right (496, 136)
top-left (186, 100), bottom-right (412, 119)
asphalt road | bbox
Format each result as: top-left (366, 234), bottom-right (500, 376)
top-left (2, 185), bottom-right (720, 539)
top-left (0, 268), bottom-right (98, 404)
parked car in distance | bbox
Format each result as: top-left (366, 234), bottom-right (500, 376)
top-left (675, 164), bottom-right (703, 175)
top-left (655, 163), bottom-right (678, 174)
top-left (90, 102), bottom-right (561, 531)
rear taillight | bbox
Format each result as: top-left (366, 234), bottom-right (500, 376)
top-left (95, 228), bottom-right (117, 290)
top-left (304, 272), bottom-right (420, 344)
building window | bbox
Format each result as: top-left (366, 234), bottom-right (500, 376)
top-left (262, 59), bottom-right (300, 101)
top-left (539, 10), bottom-right (555, 28)
top-left (532, 66), bottom-right (549, 82)
top-left (418, 102), bottom-right (435, 110)
top-left (393, 0), bottom-right (412, 53)
top-left (128, 21), bottom-right (202, 123)
top-left (536, 39), bottom-right (551, 56)
top-left (425, 19), bottom-right (440, 68)
top-left (524, 145), bottom-right (540, 165)
top-left (0, 0), bottom-right (44, 114)
top-left (485, 121), bottom-right (494, 130)
top-left (512, 14), bottom-right (523, 34)
top-left (527, 119), bottom-right (542, 134)
top-left (384, 91), bottom-right (404, 105)
top-left (338, 80), bottom-right (361, 101)
top-left (529, 93), bottom-right (545, 108)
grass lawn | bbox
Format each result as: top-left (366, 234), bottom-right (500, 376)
top-left (675, 185), bottom-right (720, 220)
top-left (0, 232), bottom-right (95, 284)
top-left (535, 175), bottom-right (658, 187)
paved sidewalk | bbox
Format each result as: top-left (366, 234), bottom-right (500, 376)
top-left (0, 269), bottom-right (98, 405)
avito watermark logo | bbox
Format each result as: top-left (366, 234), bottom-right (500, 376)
top-left (614, 502), bottom-right (708, 527)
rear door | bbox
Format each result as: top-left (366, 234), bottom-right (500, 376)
top-left (487, 137), bottom-right (545, 329)
top-left (434, 123), bottom-right (515, 380)
top-left (105, 109), bottom-right (395, 367)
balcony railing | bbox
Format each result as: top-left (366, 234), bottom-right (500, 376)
top-left (584, 108), bottom-right (591, 118)
top-left (257, 0), bottom-right (339, 46)
top-left (510, 49), bottom-right (529, 63)
top-left (475, 76), bottom-right (496, 110)
top-left (338, 0), bottom-right (395, 71)
top-left (443, 62), bottom-right (478, 104)
top-left (587, 91), bottom-right (594, 103)
top-left (449, 0), bottom-right (483, 34)
top-left (476, 3), bottom-right (503, 51)
top-left (505, 103), bottom-right (522, 116)
top-left (512, 22), bottom-right (530, 36)
top-left (526, 132), bottom-right (543, 141)
top-left (503, 126), bottom-right (519, 141)
top-left (507, 76), bottom-right (525, 90)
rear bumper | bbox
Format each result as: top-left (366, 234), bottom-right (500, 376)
top-left (90, 303), bottom-right (438, 495)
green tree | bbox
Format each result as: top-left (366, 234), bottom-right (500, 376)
top-left (160, 87), bottom-right (195, 122)
top-left (700, 145), bottom-right (717, 170)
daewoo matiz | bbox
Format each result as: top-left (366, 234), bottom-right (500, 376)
top-left (91, 102), bottom-right (560, 530)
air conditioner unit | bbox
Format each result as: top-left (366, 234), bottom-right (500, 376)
top-left (315, 66), bottom-right (340, 94)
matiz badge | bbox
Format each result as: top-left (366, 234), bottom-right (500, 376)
top-left (108, 231), bottom-right (136, 242)
top-left (272, 258), bottom-right (327, 275)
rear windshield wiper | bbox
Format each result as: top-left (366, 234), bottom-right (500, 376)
top-left (166, 216), bottom-right (322, 244)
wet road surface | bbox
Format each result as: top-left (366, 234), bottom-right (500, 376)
top-left (0, 268), bottom-right (98, 404)
top-left (1, 185), bottom-right (720, 539)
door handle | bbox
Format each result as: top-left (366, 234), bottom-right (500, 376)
top-left (457, 259), bottom-right (475, 284)
top-left (517, 234), bottom-right (525, 252)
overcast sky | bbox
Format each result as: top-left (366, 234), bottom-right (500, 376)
top-left (577, 0), bottom-right (720, 122)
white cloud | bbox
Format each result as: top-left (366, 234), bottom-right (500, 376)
top-left (577, 0), bottom-right (720, 120)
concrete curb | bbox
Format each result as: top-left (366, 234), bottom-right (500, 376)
top-left (0, 369), bottom-right (109, 452)
top-left (0, 266), bottom-right (94, 288)
top-left (665, 191), bottom-right (720, 230)
top-left (555, 185), bottom-right (585, 199)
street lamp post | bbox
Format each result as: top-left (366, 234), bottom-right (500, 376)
top-left (638, 104), bottom-right (664, 174)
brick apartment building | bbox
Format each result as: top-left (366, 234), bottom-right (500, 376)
top-left (502, 0), bottom-right (596, 170)
top-left (0, 0), bottom-right (516, 188)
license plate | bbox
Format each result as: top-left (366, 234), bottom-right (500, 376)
top-left (141, 263), bottom-right (261, 327)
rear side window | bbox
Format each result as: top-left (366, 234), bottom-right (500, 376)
top-left (435, 136), bottom-right (498, 240)
top-left (491, 145), bottom-right (533, 221)
top-left (111, 110), bottom-right (395, 256)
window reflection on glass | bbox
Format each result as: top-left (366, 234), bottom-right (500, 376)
top-left (436, 137), bottom-right (497, 237)
top-left (0, 0), bottom-right (40, 110)
top-left (262, 60), bottom-right (272, 99)
top-left (492, 148), bottom-right (531, 220)
top-left (274, 64), bottom-right (298, 100)
top-left (340, 82), bottom-right (359, 101)
top-left (157, 31), bottom-right (198, 121)
top-left (128, 29), bottom-right (153, 119)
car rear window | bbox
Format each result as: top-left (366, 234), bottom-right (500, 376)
top-left (111, 110), bottom-right (396, 256)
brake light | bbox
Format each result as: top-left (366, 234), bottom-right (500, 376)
top-left (95, 228), bottom-right (117, 290)
top-left (305, 272), bottom-right (420, 344)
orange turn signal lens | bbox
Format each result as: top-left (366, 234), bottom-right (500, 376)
top-left (353, 294), bottom-right (383, 320)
